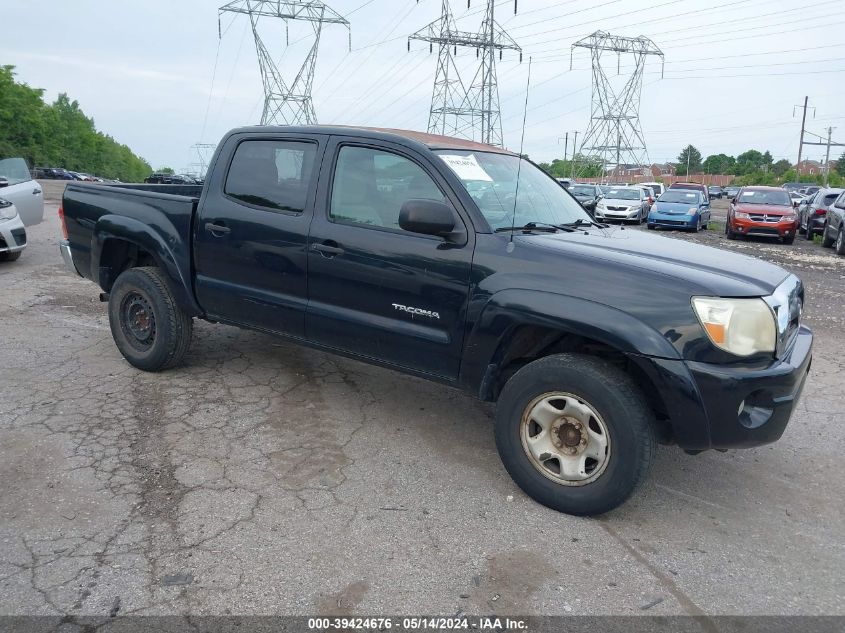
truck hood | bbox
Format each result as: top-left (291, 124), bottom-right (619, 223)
top-left (519, 227), bottom-right (789, 296)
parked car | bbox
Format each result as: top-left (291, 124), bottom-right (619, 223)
top-left (36, 167), bottom-right (74, 180)
top-left (144, 173), bottom-right (179, 184)
top-left (820, 190), bottom-right (845, 255)
top-left (647, 189), bottom-right (711, 232)
top-left (724, 186), bottom-right (740, 200)
top-left (799, 188), bottom-right (842, 241)
top-left (60, 125), bottom-right (813, 517)
top-left (0, 197), bottom-right (27, 262)
top-left (782, 182), bottom-right (817, 193)
top-left (556, 177), bottom-right (572, 189)
top-left (594, 186), bottom-right (649, 223)
top-left (669, 181), bottom-right (710, 203)
top-left (726, 186), bottom-right (799, 244)
top-left (567, 183), bottom-right (602, 212)
top-left (639, 185), bottom-right (656, 210)
top-left (640, 181), bottom-right (665, 196)
top-left (0, 157), bottom-right (45, 226)
top-left (707, 186), bottom-right (723, 199)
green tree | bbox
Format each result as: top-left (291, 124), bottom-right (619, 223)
top-left (158, 167), bottom-right (175, 174)
top-left (702, 153), bottom-right (736, 174)
top-left (676, 145), bottom-right (702, 175)
top-left (771, 159), bottom-right (792, 177)
top-left (836, 151), bottom-right (845, 177)
top-left (735, 150), bottom-right (768, 175)
top-left (0, 65), bottom-right (151, 182)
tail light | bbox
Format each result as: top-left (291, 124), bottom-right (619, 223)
top-left (814, 207), bottom-right (827, 215)
top-left (58, 205), bottom-right (68, 240)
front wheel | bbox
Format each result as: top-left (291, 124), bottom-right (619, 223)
top-left (836, 227), bottom-right (845, 256)
top-left (108, 267), bottom-right (193, 371)
top-left (804, 220), bottom-right (814, 240)
top-left (783, 236), bottom-right (795, 245)
top-left (726, 220), bottom-right (737, 240)
top-left (495, 353), bottom-right (656, 516)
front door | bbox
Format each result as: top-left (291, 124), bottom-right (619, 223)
top-left (0, 158), bottom-right (43, 226)
top-left (305, 139), bottom-right (474, 380)
top-left (194, 133), bottom-right (324, 339)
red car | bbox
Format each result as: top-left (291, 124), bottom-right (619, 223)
top-left (726, 186), bottom-right (799, 244)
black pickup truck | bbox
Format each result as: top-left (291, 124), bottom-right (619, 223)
top-left (59, 126), bottom-right (812, 515)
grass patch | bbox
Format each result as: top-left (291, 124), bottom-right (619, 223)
top-left (708, 221), bottom-right (725, 232)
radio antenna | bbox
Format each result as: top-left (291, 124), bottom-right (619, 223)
top-left (509, 56), bottom-right (532, 244)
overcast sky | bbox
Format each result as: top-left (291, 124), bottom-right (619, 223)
top-left (2, 0), bottom-right (844, 172)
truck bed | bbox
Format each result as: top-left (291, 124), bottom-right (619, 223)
top-left (62, 182), bottom-right (203, 295)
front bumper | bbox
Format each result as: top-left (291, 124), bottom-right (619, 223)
top-left (648, 212), bottom-right (696, 229)
top-left (631, 326), bottom-right (813, 450)
top-left (732, 217), bottom-right (798, 238)
top-left (596, 208), bottom-right (640, 220)
top-left (0, 216), bottom-right (27, 253)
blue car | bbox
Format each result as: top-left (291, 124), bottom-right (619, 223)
top-left (647, 189), bottom-right (711, 232)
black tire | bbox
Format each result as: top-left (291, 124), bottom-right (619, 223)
top-left (821, 224), bottom-right (835, 248)
top-left (804, 220), bottom-right (814, 240)
top-left (836, 227), bottom-right (845, 256)
top-left (783, 236), bottom-right (794, 245)
top-left (495, 353), bottom-right (656, 516)
top-left (726, 219), bottom-right (737, 240)
top-left (0, 250), bottom-right (22, 262)
top-left (108, 267), bottom-right (193, 371)
top-left (646, 223), bottom-right (655, 230)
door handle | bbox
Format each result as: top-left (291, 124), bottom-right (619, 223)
top-left (311, 242), bottom-right (344, 257)
top-left (205, 222), bottom-right (231, 236)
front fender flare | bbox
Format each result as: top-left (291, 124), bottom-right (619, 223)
top-left (459, 289), bottom-right (681, 399)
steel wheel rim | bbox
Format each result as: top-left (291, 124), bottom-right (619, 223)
top-left (519, 392), bottom-right (611, 487)
top-left (120, 291), bottom-right (156, 351)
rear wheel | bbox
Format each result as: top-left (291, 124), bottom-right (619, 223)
top-left (108, 267), bottom-right (193, 371)
top-left (804, 219), bottom-right (814, 240)
top-left (836, 227), bottom-right (845, 256)
top-left (495, 353), bottom-right (656, 516)
top-left (821, 224), bottom-right (835, 248)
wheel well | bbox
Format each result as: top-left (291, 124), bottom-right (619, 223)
top-left (487, 325), bottom-right (674, 444)
top-left (98, 238), bottom-right (157, 291)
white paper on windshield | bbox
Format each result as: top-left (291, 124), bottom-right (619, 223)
top-left (440, 154), bottom-right (493, 182)
top-left (684, 193), bottom-right (696, 198)
top-left (744, 191), bottom-right (755, 196)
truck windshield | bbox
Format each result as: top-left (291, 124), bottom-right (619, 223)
top-left (435, 150), bottom-right (591, 230)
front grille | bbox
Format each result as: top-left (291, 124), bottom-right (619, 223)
top-left (748, 214), bottom-right (781, 223)
top-left (656, 219), bottom-right (688, 226)
top-left (765, 276), bottom-right (803, 359)
top-left (10, 228), bottom-right (26, 246)
top-left (746, 228), bottom-right (780, 236)
top-left (607, 206), bottom-right (629, 211)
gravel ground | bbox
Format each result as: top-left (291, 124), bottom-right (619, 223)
top-left (1, 197), bottom-right (843, 618)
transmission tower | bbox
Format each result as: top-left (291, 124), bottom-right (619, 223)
top-left (218, 0), bottom-right (350, 126)
top-left (190, 143), bottom-right (217, 177)
top-left (409, 0), bottom-right (521, 147)
top-left (571, 31), bottom-right (663, 179)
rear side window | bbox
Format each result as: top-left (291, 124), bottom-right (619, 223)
top-left (225, 140), bottom-right (317, 213)
top-left (822, 193), bottom-right (839, 206)
top-left (330, 146), bottom-right (445, 230)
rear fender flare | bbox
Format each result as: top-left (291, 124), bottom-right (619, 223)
top-left (92, 215), bottom-right (202, 316)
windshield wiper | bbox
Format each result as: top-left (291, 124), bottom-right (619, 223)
top-left (495, 222), bottom-right (566, 233)
top-left (556, 218), bottom-right (609, 229)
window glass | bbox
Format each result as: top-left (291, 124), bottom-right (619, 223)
top-left (330, 146), bottom-right (445, 230)
top-left (736, 189), bottom-right (791, 206)
top-left (225, 140), bottom-right (316, 212)
top-left (0, 158), bottom-right (32, 185)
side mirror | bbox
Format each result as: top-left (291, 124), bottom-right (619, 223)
top-left (0, 177), bottom-right (8, 189)
top-left (399, 199), bottom-right (456, 238)
top-left (793, 200), bottom-right (799, 208)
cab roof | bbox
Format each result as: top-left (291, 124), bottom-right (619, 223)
top-left (227, 125), bottom-right (516, 155)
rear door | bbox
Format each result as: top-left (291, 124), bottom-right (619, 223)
top-left (0, 158), bottom-right (44, 226)
top-left (194, 132), bottom-right (325, 339)
top-left (305, 137), bottom-right (474, 379)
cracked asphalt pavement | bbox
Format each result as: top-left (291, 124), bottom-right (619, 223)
top-left (1, 197), bottom-right (843, 617)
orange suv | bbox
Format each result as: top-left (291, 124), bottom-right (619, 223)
top-left (726, 186), bottom-right (799, 244)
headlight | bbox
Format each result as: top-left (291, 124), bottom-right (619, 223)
top-left (780, 214), bottom-right (797, 222)
top-left (628, 205), bottom-right (639, 212)
top-left (692, 297), bottom-right (776, 357)
top-left (597, 201), bottom-right (606, 208)
top-left (735, 211), bottom-right (750, 219)
top-left (0, 200), bottom-right (17, 221)
top-left (687, 207), bottom-right (698, 215)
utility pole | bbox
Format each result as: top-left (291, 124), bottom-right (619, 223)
top-left (793, 96), bottom-right (815, 173)
top-left (570, 130), bottom-right (578, 179)
top-left (824, 127), bottom-right (835, 186)
top-left (410, 0), bottom-right (521, 147)
top-left (219, 0), bottom-right (350, 126)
